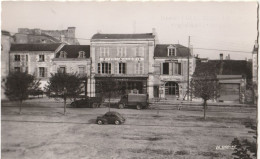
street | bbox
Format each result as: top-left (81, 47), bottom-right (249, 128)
top-left (1, 98), bottom-right (256, 159)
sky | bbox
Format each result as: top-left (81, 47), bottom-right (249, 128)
top-left (1, 1), bottom-right (258, 60)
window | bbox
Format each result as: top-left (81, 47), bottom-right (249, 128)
top-left (39, 55), bottom-right (45, 62)
top-left (100, 47), bottom-right (109, 57)
top-left (26, 55), bottom-right (28, 62)
top-left (163, 63), bottom-right (169, 75)
top-left (78, 66), bottom-right (85, 75)
top-left (119, 63), bottom-right (126, 74)
top-left (14, 55), bottom-right (20, 61)
top-left (39, 67), bottom-right (46, 77)
top-left (98, 63), bottom-right (111, 74)
top-left (168, 48), bottom-right (175, 56)
top-left (117, 47), bottom-right (126, 57)
top-left (175, 63), bottom-right (182, 75)
top-left (59, 51), bottom-right (67, 58)
top-left (58, 67), bottom-right (66, 73)
top-left (98, 63), bottom-right (101, 74)
top-left (135, 63), bottom-right (143, 74)
top-left (14, 67), bottom-right (20, 72)
top-left (78, 51), bottom-right (86, 58)
top-left (138, 47), bottom-right (144, 57)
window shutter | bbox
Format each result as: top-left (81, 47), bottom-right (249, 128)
top-left (114, 62), bottom-right (118, 74)
top-left (183, 61), bottom-right (187, 76)
top-left (140, 47), bottom-right (144, 57)
top-left (169, 63), bottom-right (173, 75)
top-left (124, 47), bottom-right (127, 57)
top-left (160, 63), bottom-right (163, 75)
top-left (98, 63), bottom-right (100, 73)
top-left (45, 67), bottom-right (48, 77)
top-left (109, 63), bottom-right (111, 74)
top-left (21, 55), bottom-right (25, 62)
top-left (135, 63), bottom-right (138, 74)
top-left (171, 63), bottom-right (175, 75)
top-left (124, 63), bottom-right (127, 74)
top-left (35, 68), bottom-right (38, 77)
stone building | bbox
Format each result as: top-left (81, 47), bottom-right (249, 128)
top-left (14, 27), bottom-right (79, 45)
top-left (194, 54), bottom-right (252, 103)
top-left (52, 45), bottom-right (91, 96)
top-left (152, 44), bottom-right (196, 100)
top-left (9, 43), bottom-right (65, 88)
top-left (1, 30), bottom-right (14, 100)
top-left (90, 32), bottom-right (156, 98)
top-left (252, 40), bottom-right (258, 104)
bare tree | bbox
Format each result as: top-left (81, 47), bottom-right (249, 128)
top-left (4, 72), bottom-right (40, 114)
top-left (45, 72), bottom-right (84, 115)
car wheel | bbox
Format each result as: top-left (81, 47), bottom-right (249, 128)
top-left (115, 120), bottom-right (120, 125)
top-left (136, 104), bottom-right (141, 110)
top-left (97, 120), bottom-right (103, 125)
top-left (118, 103), bottom-right (124, 109)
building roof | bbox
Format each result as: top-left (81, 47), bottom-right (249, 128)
top-left (2, 30), bottom-right (11, 36)
top-left (194, 59), bottom-right (252, 79)
top-left (154, 44), bottom-right (190, 57)
top-left (10, 43), bottom-right (62, 52)
top-left (55, 45), bottom-right (90, 58)
top-left (92, 33), bottom-right (155, 40)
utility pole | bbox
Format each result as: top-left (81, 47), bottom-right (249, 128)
top-left (187, 36), bottom-right (190, 101)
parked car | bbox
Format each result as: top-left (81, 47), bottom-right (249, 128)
top-left (96, 111), bottom-right (126, 125)
top-left (118, 93), bottom-right (149, 110)
top-left (71, 96), bottom-right (103, 108)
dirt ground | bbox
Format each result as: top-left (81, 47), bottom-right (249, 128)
top-left (1, 98), bottom-right (257, 159)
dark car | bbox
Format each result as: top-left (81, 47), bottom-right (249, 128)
top-left (96, 111), bottom-right (126, 125)
top-left (71, 96), bottom-right (103, 108)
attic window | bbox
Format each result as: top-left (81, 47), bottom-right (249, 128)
top-left (168, 48), bottom-right (176, 56)
top-left (59, 51), bottom-right (67, 58)
top-left (78, 51), bottom-right (86, 58)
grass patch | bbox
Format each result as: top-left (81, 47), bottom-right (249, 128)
top-left (128, 148), bottom-right (173, 155)
top-left (198, 151), bottom-right (223, 157)
top-left (174, 150), bottom-right (190, 155)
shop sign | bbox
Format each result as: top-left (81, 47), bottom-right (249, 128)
top-left (161, 76), bottom-right (182, 81)
top-left (100, 57), bottom-right (144, 61)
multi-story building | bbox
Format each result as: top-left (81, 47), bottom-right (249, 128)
top-left (14, 27), bottom-right (80, 45)
top-left (90, 32), bottom-right (156, 98)
top-left (52, 45), bottom-right (91, 96)
top-left (9, 43), bottom-right (64, 88)
top-left (252, 40), bottom-right (258, 104)
top-left (1, 30), bottom-right (14, 100)
top-left (152, 44), bottom-right (195, 100)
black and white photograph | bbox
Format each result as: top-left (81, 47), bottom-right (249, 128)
top-left (1, 1), bottom-right (258, 159)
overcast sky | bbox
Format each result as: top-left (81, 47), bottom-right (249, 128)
top-left (1, 1), bottom-right (258, 60)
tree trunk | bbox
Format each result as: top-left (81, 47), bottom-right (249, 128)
top-left (203, 100), bottom-right (207, 120)
top-left (19, 100), bottom-right (22, 115)
top-left (64, 98), bottom-right (67, 115)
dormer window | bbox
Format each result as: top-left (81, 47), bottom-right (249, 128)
top-left (167, 45), bottom-right (176, 56)
top-left (78, 51), bottom-right (86, 58)
top-left (59, 51), bottom-right (67, 58)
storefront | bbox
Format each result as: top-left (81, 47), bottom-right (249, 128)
top-left (95, 76), bottom-right (148, 98)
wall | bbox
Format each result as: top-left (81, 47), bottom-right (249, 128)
top-left (1, 33), bottom-right (12, 100)
top-left (9, 51), bottom-right (55, 89)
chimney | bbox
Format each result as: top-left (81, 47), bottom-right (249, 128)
top-left (152, 28), bottom-right (159, 45)
top-left (220, 53), bottom-right (223, 60)
top-left (255, 40), bottom-right (259, 49)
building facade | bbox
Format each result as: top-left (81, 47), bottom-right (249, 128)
top-left (152, 44), bottom-right (196, 100)
top-left (90, 33), bottom-right (156, 98)
top-left (14, 27), bottom-right (80, 45)
top-left (9, 43), bottom-right (64, 88)
top-left (52, 45), bottom-right (91, 96)
top-left (1, 30), bottom-right (14, 100)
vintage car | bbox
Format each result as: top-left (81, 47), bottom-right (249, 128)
top-left (118, 93), bottom-right (149, 110)
top-left (96, 111), bottom-right (126, 125)
top-left (70, 96), bottom-right (103, 108)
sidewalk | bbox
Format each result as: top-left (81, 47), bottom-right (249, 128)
top-left (149, 98), bottom-right (256, 108)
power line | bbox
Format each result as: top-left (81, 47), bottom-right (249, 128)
top-left (7, 31), bottom-right (254, 54)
